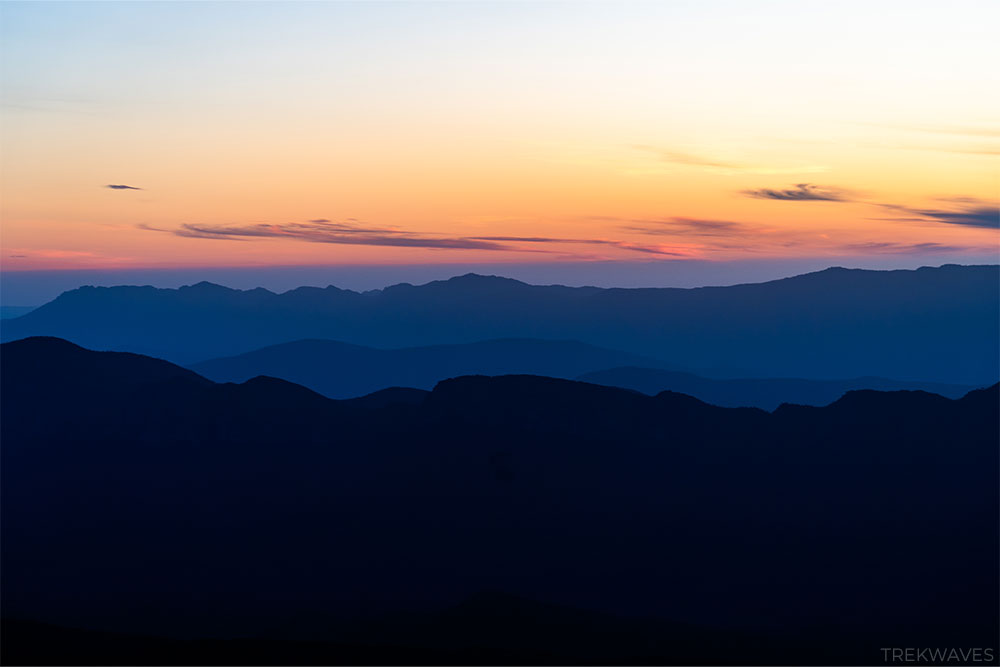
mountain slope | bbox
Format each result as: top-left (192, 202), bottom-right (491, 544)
top-left (189, 338), bottom-right (676, 398)
top-left (0, 306), bottom-right (35, 320)
top-left (2, 264), bottom-right (996, 384)
top-left (2, 337), bottom-right (996, 659)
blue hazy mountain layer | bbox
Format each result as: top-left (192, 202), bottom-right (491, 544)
top-left (1, 265), bottom-right (996, 385)
top-left (0, 306), bottom-right (36, 320)
top-left (189, 338), bottom-right (680, 398)
top-left (189, 337), bottom-right (981, 408)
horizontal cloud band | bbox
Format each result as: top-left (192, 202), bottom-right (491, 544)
top-left (140, 220), bottom-right (688, 256)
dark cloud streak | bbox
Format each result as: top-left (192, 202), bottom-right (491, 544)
top-left (174, 221), bottom-right (509, 250)
top-left (881, 200), bottom-right (999, 229)
top-left (742, 183), bottom-right (848, 201)
top-left (472, 235), bottom-right (688, 256)
top-left (140, 220), bottom-right (686, 256)
top-left (622, 217), bottom-right (750, 237)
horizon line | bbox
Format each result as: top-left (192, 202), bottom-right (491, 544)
top-left (7, 262), bottom-right (997, 301)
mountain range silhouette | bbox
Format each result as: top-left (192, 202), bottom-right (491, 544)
top-left (189, 337), bottom-right (676, 398)
top-left (3, 336), bottom-right (997, 664)
top-left (187, 337), bottom-right (981, 408)
top-left (3, 264), bottom-right (997, 384)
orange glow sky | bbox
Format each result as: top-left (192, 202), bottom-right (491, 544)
top-left (1, 1), bottom-right (997, 272)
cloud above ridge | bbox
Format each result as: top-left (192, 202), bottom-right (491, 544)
top-left (742, 183), bottom-right (849, 201)
top-left (878, 199), bottom-right (999, 229)
top-left (140, 219), bottom-right (689, 256)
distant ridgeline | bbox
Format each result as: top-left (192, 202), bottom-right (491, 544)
top-left (2, 337), bottom-right (998, 664)
top-left (184, 338), bottom-right (983, 409)
top-left (2, 264), bottom-right (997, 385)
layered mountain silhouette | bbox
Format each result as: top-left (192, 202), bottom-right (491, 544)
top-left (3, 337), bottom-right (997, 664)
top-left (578, 366), bottom-right (978, 410)
top-left (190, 338), bottom-right (678, 399)
top-left (2, 264), bottom-right (997, 384)
top-left (188, 337), bottom-right (979, 407)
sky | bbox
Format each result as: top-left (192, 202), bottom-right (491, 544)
top-left (1, 0), bottom-right (997, 294)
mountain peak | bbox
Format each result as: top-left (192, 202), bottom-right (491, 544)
top-left (181, 281), bottom-right (233, 292)
top-left (375, 273), bottom-right (529, 294)
top-left (443, 273), bottom-right (527, 286)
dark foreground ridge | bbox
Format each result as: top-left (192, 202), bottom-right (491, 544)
top-left (2, 264), bottom-right (997, 384)
top-left (578, 366), bottom-right (979, 410)
top-left (2, 337), bottom-right (998, 665)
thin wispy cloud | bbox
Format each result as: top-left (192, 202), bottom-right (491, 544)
top-left (621, 217), bottom-right (750, 237)
top-left (106, 184), bottom-right (143, 190)
top-left (5, 248), bottom-right (102, 259)
top-left (632, 145), bottom-right (739, 170)
top-left (631, 145), bottom-right (827, 175)
top-left (471, 235), bottom-right (689, 256)
top-left (880, 199), bottom-right (999, 229)
top-left (622, 216), bottom-right (822, 254)
top-left (140, 219), bottom-right (687, 256)
top-left (171, 220), bottom-right (509, 250)
top-left (850, 122), bottom-right (1000, 157)
top-left (623, 214), bottom-right (979, 258)
top-left (742, 183), bottom-right (849, 202)
top-left (844, 242), bottom-right (970, 254)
